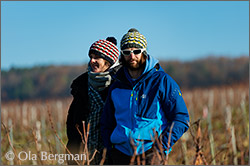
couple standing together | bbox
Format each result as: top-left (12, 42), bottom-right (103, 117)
top-left (66, 28), bottom-right (190, 165)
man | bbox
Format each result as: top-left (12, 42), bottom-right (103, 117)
top-left (100, 28), bottom-right (190, 165)
top-left (66, 37), bottom-right (120, 165)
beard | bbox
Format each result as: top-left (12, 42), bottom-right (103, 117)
top-left (123, 55), bottom-right (147, 71)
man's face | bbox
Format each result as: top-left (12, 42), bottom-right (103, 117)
top-left (122, 48), bottom-right (146, 71)
top-left (89, 54), bottom-right (110, 73)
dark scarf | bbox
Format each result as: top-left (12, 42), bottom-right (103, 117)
top-left (87, 84), bottom-right (104, 164)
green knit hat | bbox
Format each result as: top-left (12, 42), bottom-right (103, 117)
top-left (120, 28), bottom-right (147, 50)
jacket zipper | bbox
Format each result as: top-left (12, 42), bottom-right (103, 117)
top-left (130, 82), bottom-right (141, 131)
top-left (130, 88), bottom-right (135, 131)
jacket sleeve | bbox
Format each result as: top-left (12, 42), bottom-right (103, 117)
top-left (100, 86), bottom-right (117, 153)
top-left (160, 75), bottom-right (190, 151)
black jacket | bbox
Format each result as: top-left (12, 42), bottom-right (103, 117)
top-left (66, 72), bottom-right (110, 164)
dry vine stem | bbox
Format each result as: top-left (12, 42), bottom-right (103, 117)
top-left (129, 134), bottom-right (139, 165)
top-left (192, 119), bottom-right (208, 165)
top-left (150, 130), bottom-right (163, 165)
top-left (75, 124), bottom-right (87, 165)
top-left (99, 148), bottom-right (107, 165)
top-left (165, 122), bottom-right (175, 165)
top-left (82, 121), bottom-right (89, 165)
top-left (1, 122), bottom-right (21, 165)
top-left (47, 103), bottom-right (80, 165)
top-left (141, 141), bottom-right (146, 165)
top-left (76, 121), bottom-right (99, 165)
top-left (31, 129), bottom-right (44, 165)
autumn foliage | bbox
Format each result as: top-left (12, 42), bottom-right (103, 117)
top-left (1, 56), bottom-right (248, 101)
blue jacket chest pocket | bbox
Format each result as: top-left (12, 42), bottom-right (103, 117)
top-left (137, 90), bottom-right (159, 119)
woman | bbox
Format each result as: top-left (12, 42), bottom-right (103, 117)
top-left (66, 37), bottom-right (120, 165)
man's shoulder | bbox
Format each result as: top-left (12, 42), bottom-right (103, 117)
top-left (149, 68), bottom-right (169, 80)
top-left (151, 69), bottom-right (180, 88)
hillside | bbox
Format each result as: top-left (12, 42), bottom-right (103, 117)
top-left (1, 56), bottom-right (248, 101)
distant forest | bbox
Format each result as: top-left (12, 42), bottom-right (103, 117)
top-left (1, 56), bottom-right (249, 101)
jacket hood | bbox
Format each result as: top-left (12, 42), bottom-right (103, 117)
top-left (142, 54), bottom-right (159, 75)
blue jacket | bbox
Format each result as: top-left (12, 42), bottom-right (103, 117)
top-left (100, 55), bottom-right (189, 156)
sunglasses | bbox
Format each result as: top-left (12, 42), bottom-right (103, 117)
top-left (121, 48), bottom-right (146, 56)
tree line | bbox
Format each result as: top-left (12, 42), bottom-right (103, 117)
top-left (1, 56), bottom-right (248, 101)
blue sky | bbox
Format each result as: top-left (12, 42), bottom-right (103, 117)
top-left (1, 1), bottom-right (249, 70)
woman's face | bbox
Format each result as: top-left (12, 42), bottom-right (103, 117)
top-left (89, 53), bottom-right (111, 73)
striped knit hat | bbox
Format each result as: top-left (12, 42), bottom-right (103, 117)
top-left (89, 37), bottom-right (119, 65)
top-left (120, 28), bottom-right (147, 50)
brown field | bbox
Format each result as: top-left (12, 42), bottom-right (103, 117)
top-left (1, 84), bottom-right (249, 165)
